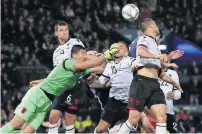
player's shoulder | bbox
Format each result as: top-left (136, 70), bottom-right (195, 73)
top-left (69, 38), bottom-right (83, 43)
top-left (138, 35), bottom-right (150, 40)
top-left (137, 35), bottom-right (150, 45)
top-left (68, 38), bottom-right (85, 47)
top-left (53, 45), bottom-right (63, 54)
top-left (64, 58), bottom-right (74, 64)
top-left (122, 56), bottom-right (135, 61)
top-left (124, 56), bottom-right (135, 59)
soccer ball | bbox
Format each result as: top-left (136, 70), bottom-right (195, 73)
top-left (122, 4), bottom-right (139, 21)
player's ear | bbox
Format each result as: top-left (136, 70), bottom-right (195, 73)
top-left (125, 51), bottom-right (129, 56)
top-left (55, 31), bottom-right (58, 37)
top-left (72, 53), bottom-right (77, 59)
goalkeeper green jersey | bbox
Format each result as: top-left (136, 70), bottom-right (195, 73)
top-left (40, 59), bottom-right (91, 96)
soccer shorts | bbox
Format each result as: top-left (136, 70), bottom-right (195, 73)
top-left (14, 86), bottom-right (52, 130)
top-left (128, 75), bottom-right (166, 112)
top-left (52, 78), bottom-right (89, 114)
top-left (167, 113), bottom-right (178, 133)
top-left (51, 89), bottom-right (80, 114)
top-left (101, 98), bottom-right (128, 125)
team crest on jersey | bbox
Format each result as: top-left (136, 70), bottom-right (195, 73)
top-left (135, 99), bottom-right (140, 105)
top-left (21, 108), bottom-right (27, 114)
top-left (130, 98), bottom-right (134, 103)
top-left (60, 50), bottom-right (64, 54)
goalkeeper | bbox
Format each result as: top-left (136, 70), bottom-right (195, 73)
top-left (0, 45), bottom-right (118, 133)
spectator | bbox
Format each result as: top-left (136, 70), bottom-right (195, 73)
top-left (65, 6), bottom-right (75, 18)
top-left (28, 53), bottom-right (41, 65)
top-left (1, 0), bottom-right (202, 132)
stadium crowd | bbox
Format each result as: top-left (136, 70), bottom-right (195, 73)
top-left (1, 0), bottom-right (202, 132)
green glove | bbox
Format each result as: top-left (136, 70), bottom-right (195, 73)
top-left (110, 43), bottom-right (118, 50)
top-left (104, 50), bottom-right (113, 62)
top-left (104, 43), bottom-right (118, 62)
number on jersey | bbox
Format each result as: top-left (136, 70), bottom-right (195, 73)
top-left (161, 81), bottom-right (169, 86)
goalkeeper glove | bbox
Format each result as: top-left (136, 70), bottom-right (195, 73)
top-left (104, 43), bottom-right (118, 62)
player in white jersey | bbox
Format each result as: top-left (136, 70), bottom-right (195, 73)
top-left (159, 67), bottom-right (181, 133)
top-left (91, 41), bottom-right (138, 134)
top-left (48, 21), bottom-right (86, 134)
top-left (118, 18), bottom-right (183, 134)
top-left (30, 21), bottom-right (86, 134)
top-left (53, 37), bottom-right (84, 66)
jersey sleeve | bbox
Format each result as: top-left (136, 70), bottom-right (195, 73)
top-left (124, 56), bottom-right (136, 66)
top-left (53, 48), bottom-right (66, 67)
top-left (172, 71), bottom-right (181, 100)
top-left (84, 68), bottom-right (91, 75)
top-left (172, 71), bottom-right (180, 85)
top-left (72, 38), bottom-right (85, 47)
top-left (137, 36), bottom-right (148, 48)
top-left (101, 63), bottom-right (110, 78)
top-left (98, 75), bottom-right (110, 85)
top-left (63, 59), bottom-right (75, 71)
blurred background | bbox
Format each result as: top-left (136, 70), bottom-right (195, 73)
top-left (1, 0), bottom-right (202, 133)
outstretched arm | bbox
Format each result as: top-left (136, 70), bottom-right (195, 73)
top-left (137, 46), bottom-right (168, 62)
top-left (161, 62), bottom-right (178, 69)
top-left (168, 50), bottom-right (184, 60)
top-left (90, 66), bottom-right (105, 74)
top-left (159, 72), bottom-right (183, 93)
top-left (74, 55), bottom-right (106, 71)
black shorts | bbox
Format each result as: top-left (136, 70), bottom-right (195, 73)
top-left (51, 89), bottom-right (80, 114)
top-left (101, 98), bottom-right (128, 126)
top-left (128, 75), bottom-right (166, 112)
top-left (52, 78), bottom-right (89, 114)
top-left (167, 113), bottom-right (178, 133)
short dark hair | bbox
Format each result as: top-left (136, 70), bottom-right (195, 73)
top-left (118, 41), bottom-right (129, 51)
top-left (139, 18), bottom-right (153, 32)
top-left (54, 21), bottom-right (68, 31)
top-left (71, 45), bottom-right (86, 57)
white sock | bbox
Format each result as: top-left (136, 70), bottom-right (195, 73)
top-left (94, 128), bottom-right (98, 134)
top-left (156, 123), bottom-right (166, 133)
top-left (65, 125), bottom-right (75, 134)
top-left (48, 123), bottom-right (58, 134)
top-left (118, 120), bottom-right (133, 134)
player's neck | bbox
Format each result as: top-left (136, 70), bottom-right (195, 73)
top-left (144, 31), bottom-right (157, 40)
top-left (59, 38), bottom-right (69, 45)
top-left (114, 57), bottom-right (123, 63)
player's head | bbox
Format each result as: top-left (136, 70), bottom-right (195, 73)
top-left (71, 45), bottom-right (87, 61)
top-left (87, 50), bottom-right (98, 60)
top-left (55, 21), bottom-right (69, 42)
top-left (115, 41), bottom-right (129, 57)
top-left (139, 18), bottom-right (160, 37)
top-left (87, 50), bottom-right (98, 57)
